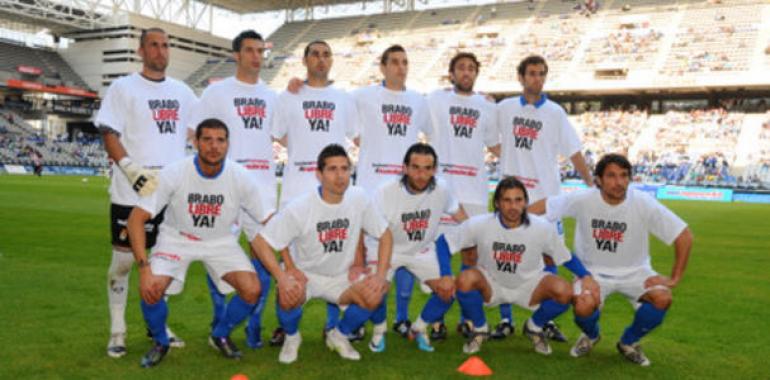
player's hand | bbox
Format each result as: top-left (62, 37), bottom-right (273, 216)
top-left (434, 275), bottom-right (455, 303)
top-left (361, 274), bottom-right (388, 305)
top-left (579, 275), bottom-right (601, 305)
top-left (118, 157), bottom-right (159, 196)
top-left (277, 274), bottom-right (304, 310)
top-left (348, 265), bottom-right (368, 282)
top-left (645, 275), bottom-right (677, 289)
top-left (285, 266), bottom-right (308, 285)
top-left (139, 270), bottom-right (164, 305)
top-left (287, 77), bottom-right (303, 94)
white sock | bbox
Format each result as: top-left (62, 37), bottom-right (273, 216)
top-left (526, 318), bottom-right (542, 333)
top-left (107, 249), bottom-right (134, 334)
top-left (475, 324), bottom-right (489, 333)
top-left (372, 322), bottom-right (387, 336)
top-left (412, 317), bottom-right (428, 333)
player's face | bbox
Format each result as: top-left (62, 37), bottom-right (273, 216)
top-left (139, 31), bottom-right (169, 74)
top-left (303, 43), bottom-right (333, 80)
top-left (404, 153), bottom-right (436, 192)
top-left (235, 38), bottom-right (264, 76)
top-left (380, 51), bottom-right (408, 87)
top-left (451, 57), bottom-right (478, 93)
top-left (496, 187), bottom-right (527, 227)
top-left (597, 163), bottom-right (630, 202)
top-left (317, 156), bottom-right (351, 196)
top-left (197, 127), bottom-right (228, 166)
top-left (518, 63), bottom-right (547, 95)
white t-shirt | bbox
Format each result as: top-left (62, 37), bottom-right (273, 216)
top-left (189, 76), bottom-right (278, 208)
top-left (137, 156), bottom-right (272, 244)
top-left (428, 89), bottom-right (497, 207)
top-left (95, 73), bottom-right (198, 206)
top-left (495, 95), bottom-right (581, 203)
top-left (273, 85), bottom-right (358, 205)
top-left (260, 186), bottom-right (388, 277)
top-left (353, 84), bottom-right (433, 192)
top-left (545, 188), bottom-right (687, 276)
top-left (451, 213), bottom-right (570, 289)
top-left (374, 177), bottom-right (459, 258)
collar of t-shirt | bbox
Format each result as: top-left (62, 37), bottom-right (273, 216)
top-left (232, 76), bottom-right (263, 88)
top-left (519, 94), bottom-right (547, 109)
top-left (193, 155), bottom-right (225, 179)
top-left (381, 81), bottom-right (406, 94)
top-left (139, 73), bottom-right (166, 84)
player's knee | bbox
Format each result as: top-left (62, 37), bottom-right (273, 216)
top-left (551, 278), bottom-right (572, 304)
top-left (573, 296), bottom-right (597, 317)
top-left (238, 279), bottom-right (261, 304)
top-left (455, 270), bottom-right (478, 292)
top-left (650, 292), bottom-right (672, 310)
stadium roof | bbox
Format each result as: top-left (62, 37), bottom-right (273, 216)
top-left (211, 0), bottom-right (365, 14)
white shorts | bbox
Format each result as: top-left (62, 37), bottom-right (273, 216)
top-left (304, 271), bottom-right (353, 305)
top-left (387, 247), bottom-right (442, 294)
top-left (480, 267), bottom-right (549, 311)
top-left (573, 267), bottom-right (663, 309)
top-left (150, 236), bottom-right (254, 296)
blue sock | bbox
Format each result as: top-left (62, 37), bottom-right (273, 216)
top-left (338, 304), bottom-right (373, 335)
top-left (277, 305), bottom-right (303, 335)
top-left (575, 310), bottom-right (601, 339)
top-left (212, 295), bottom-right (256, 338)
top-left (395, 267), bottom-right (414, 322)
top-left (531, 299), bottom-right (569, 328)
top-left (420, 293), bottom-right (454, 324)
top-left (456, 290), bottom-right (486, 328)
top-left (141, 299), bottom-right (169, 346)
top-left (620, 302), bottom-right (667, 345)
top-left (499, 304), bottom-right (513, 323)
top-left (544, 264), bottom-right (558, 274)
top-left (247, 258), bottom-right (271, 332)
top-left (370, 294), bottom-right (388, 324)
top-left (206, 274), bottom-right (226, 329)
top-left (325, 303), bottom-right (341, 331)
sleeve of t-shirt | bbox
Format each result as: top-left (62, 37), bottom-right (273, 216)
top-left (136, 163), bottom-right (180, 218)
top-left (483, 101), bottom-right (499, 148)
top-left (557, 107), bottom-right (582, 158)
top-left (259, 206), bottom-right (300, 251)
top-left (238, 167), bottom-right (274, 227)
top-left (344, 93), bottom-right (359, 140)
top-left (271, 92), bottom-right (289, 140)
top-left (543, 222), bottom-right (571, 265)
top-left (545, 190), bottom-right (580, 222)
top-left (643, 193), bottom-right (688, 245)
top-left (492, 102), bottom-right (505, 146)
top-left (188, 86), bottom-right (212, 132)
top-left (444, 185), bottom-right (460, 215)
top-left (362, 193), bottom-right (389, 238)
top-left (417, 96), bottom-right (435, 142)
top-left (446, 218), bottom-right (478, 252)
top-left (94, 82), bottom-right (125, 134)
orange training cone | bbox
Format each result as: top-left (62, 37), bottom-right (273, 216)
top-left (457, 356), bottom-right (493, 376)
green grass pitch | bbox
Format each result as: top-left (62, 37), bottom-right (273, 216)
top-left (1, 174), bottom-right (769, 379)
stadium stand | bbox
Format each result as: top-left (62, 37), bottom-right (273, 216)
top-left (0, 40), bottom-right (91, 90)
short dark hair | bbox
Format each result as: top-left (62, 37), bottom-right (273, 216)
top-left (449, 52), bottom-right (480, 74)
top-left (232, 30), bottom-right (263, 52)
top-left (594, 153), bottom-right (632, 178)
top-left (517, 55), bottom-right (549, 77)
top-left (304, 40), bottom-right (331, 58)
top-left (195, 118), bottom-right (229, 140)
top-left (381, 44), bottom-right (406, 65)
top-left (139, 27), bottom-right (166, 48)
top-left (493, 176), bottom-right (530, 226)
top-left (403, 142), bottom-right (438, 168)
top-left (317, 144), bottom-right (350, 171)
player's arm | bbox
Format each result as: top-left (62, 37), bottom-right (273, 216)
top-left (646, 227), bottom-right (693, 289)
top-left (250, 235), bottom-right (304, 309)
top-left (450, 205), bottom-right (468, 223)
top-left (528, 199), bottom-right (547, 215)
top-left (127, 207), bottom-right (163, 304)
top-left (349, 230), bottom-right (367, 281)
top-left (101, 127), bottom-right (159, 196)
top-left (570, 151), bottom-right (593, 187)
top-left (286, 77), bottom-right (303, 94)
top-left (488, 144), bottom-right (501, 157)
